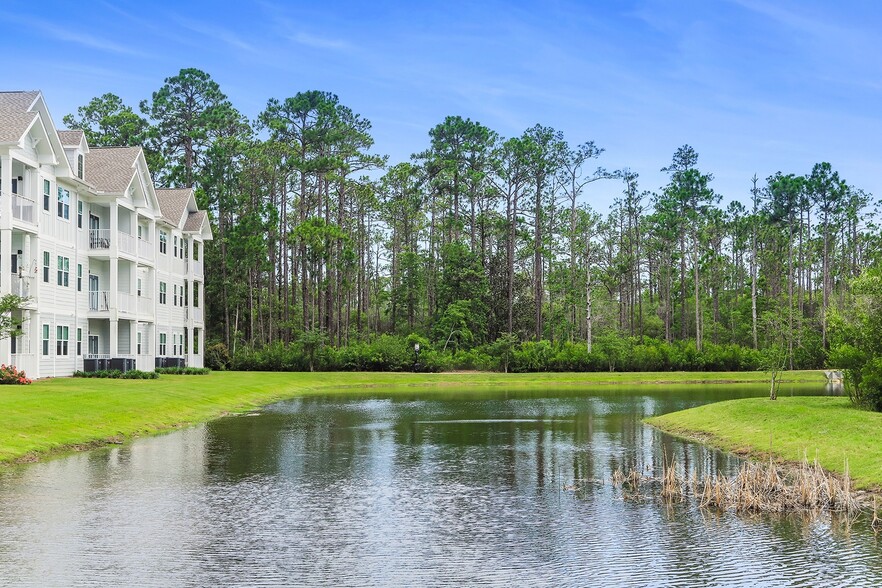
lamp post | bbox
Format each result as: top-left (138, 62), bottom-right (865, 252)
top-left (413, 343), bottom-right (421, 372)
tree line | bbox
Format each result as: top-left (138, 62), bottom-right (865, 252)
top-left (63, 68), bottom-right (882, 372)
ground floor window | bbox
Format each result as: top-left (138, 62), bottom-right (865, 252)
top-left (77, 328), bottom-right (82, 356)
top-left (137, 332), bottom-right (142, 355)
top-left (159, 333), bottom-right (167, 356)
top-left (42, 324), bottom-right (49, 356)
top-left (56, 325), bottom-right (69, 356)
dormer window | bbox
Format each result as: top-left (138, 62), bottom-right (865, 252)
top-left (77, 154), bottom-right (84, 180)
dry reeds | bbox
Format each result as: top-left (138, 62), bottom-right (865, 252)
top-left (610, 456), bottom-right (866, 515)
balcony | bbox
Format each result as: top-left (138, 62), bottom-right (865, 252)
top-left (138, 296), bottom-right (153, 316)
top-left (138, 238), bottom-right (154, 261)
top-left (192, 260), bottom-right (203, 277)
top-left (11, 275), bottom-right (34, 299)
top-left (89, 229), bottom-right (111, 250)
top-left (11, 193), bottom-right (36, 224)
top-left (118, 231), bottom-right (136, 256)
top-left (89, 290), bottom-right (110, 311)
top-left (192, 307), bottom-right (203, 323)
top-left (118, 292), bottom-right (135, 315)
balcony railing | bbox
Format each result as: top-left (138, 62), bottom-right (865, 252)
top-left (118, 231), bottom-right (136, 256)
top-left (11, 337), bottom-right (30, 355)
top-left (12, 194), bottom-right (35, 224)
top-left (192, 260), bottom-right (203, 277)
top-left (138, 238), bottom-right (154, 261)
top-left (138, 296), bottom-right (153, 315)
top-left (11, 275), bottom-right (33, 298)
top-left (118, 292), bottom-right (135, 314)
top-left (192, 307), bottom-right (203, 323)
top-left (89, 229), bottom-right (111, 250)
top-left (89, 290), bottom-right (109, 311)
top-left (85, 353), bottom-right (111, 360)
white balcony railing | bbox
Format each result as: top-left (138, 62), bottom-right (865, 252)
top-left (138, 238), bottom-right (154, 261)
top-left (118, 292), bottom-right (135, 314)
top-left (192, 307), bottom-right (203, 323)
top-left (192, 260), bottom-right (203, 277)
top-left (12, 194), bottom-right (35, 224)
top-left (89, 229), bottom-right (111, 250)
top-left (89, 290), bottom-right (110, 311)
top-left (86, 353), bottom-right (111, 360)
top-left (138, 296), bottom-right (153, 315)
top-left (11, 275), bottom-right (33, 298)
top-left (11, 338), bottom-right (30, 354)
top-left (118, 231), bottom-right (136, 256)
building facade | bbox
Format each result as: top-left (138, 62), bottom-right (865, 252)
top-left (0, 91), bottom-right (210, 377)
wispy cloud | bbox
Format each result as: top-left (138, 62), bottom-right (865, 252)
top-left (172, 17), bottom-right (258, 53)
top-left (0, 12), bottom-right (148, 57)
top-left (291, 32), bottom-right (353, 51)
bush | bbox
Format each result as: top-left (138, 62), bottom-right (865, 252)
top-left (72, 369), bottom-right (158, 379)
top-left (155, 367), bottom-right (211, 375)
top-left (205, 342), bottom-right (232, 371)
top-left (0, 364), bottom-right (31, 384)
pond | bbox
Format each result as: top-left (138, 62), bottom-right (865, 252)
top-left (0, 384), bottom-right (879, 586)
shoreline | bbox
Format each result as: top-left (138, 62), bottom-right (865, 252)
top-left (646, 396), bottom-right (882, 492)
top-left (0, 370), bottom-right (825, 469)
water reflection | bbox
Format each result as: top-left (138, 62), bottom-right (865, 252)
top-left (0, 384), bottom-right (879, 586)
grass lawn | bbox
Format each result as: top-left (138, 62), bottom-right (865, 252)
top-left (0, 370), bottom-right (824, 466)
top-left (647, 396), bottom-right (882, 490)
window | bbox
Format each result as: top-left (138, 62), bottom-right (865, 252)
top-left (159, 282), bottom-right (167, 304)
top-left (77, 328), bottom-right (82, 356)
top-left (137, 332), bottom-right (142, 355)
top-left (43, 179), bottom-right (50, 211)
top-left (42, 324), bottom-right (49, 356)
top-left (194, 329), bottom-right (200, 355)
top-left (57, 187), bottom-right (70, 219)
top-left (184, 328), bottom-right (189, 355)
top-left (56, 326), bottom-right (69, 356)
top-left (173, 284), bottom-right (178, 306)
top-left (173, 236), bottom-right (178, 257)
top-left (77, 264), bottom-right (82, 291)
top-left (184, 281), bottom-right (189, 306)
top-left (138, 225), bottom-right (143, 240)
top-left (42, 251), bottom-right (49, 283)
top-left (159, 231), bottom-right (167, 254)
top-left (137, 278), bottom-right (142, 297)
top-left (57, 256), bottom-right (70, 287)
top-left (172, 333), bottom-right (177, 356)
top-left (77, 201), bottom-right (83, 228)
top-left (159, 333), bottom-right (167, 356)
top-left (77, 154), bottom-right (84, 179)
top-left (193, 241), bottom-right (199, 261)
top-left (183, 239), bottom-right (188, 260)
top-left (193, 283), bottom-right (199, 308)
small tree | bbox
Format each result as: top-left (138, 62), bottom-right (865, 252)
top-left (0, 295), bottom-right (26, 340)
top-left (490, 333), bottom-right (519, 373)
top-left (297, 328), bottom-right (328, 372)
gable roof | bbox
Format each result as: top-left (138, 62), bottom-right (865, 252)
top-left (57, 130), bottom-right (84, 146)
top-left (86, 147), bottom-right (141, 193)
top-left (183, 210), bottom-right (207, 232)
top-left (0, 91), bottom-right (40, 144)
top-left (155, 188), bottom-right (192, 226)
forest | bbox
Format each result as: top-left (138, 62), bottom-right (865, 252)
top-left (62, 68), bottom-right (882, 378)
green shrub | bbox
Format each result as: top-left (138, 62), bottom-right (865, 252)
top-left (73, 369), bottom-right (158, 379)
top-left (205, 342), bottom-right (232, 371)
top-left (155, 367), bottom-right (211, 375)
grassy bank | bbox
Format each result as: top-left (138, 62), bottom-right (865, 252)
top-left (0, 370), bottom-right (824, 466)
top-left (647, 397), bottom-right (882, 490)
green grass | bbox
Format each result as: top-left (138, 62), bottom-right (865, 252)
top-left (647, 396), bottom-right (882, 490)
top-left (0, 370), bottom-right (824, 466)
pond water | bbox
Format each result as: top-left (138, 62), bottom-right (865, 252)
top-left (0, 384), bottom-right (879, 587)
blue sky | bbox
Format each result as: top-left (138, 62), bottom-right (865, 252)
top-left (4, 0), bottom-right (881, 208)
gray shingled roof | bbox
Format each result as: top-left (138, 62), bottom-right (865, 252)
top-left (155, 188), bottom-right (192, 226)
top-left (57, 130), bottom-right (84, 146)
top-left (183, 210), bottom-right (207, 233)
top-left (85, 147), bottom-right (140, 193)
top-left (0, 91), bottom-right (40, 144)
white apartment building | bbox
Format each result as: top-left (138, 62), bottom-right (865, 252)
top-left (0, 91), bottom-right (211, 377)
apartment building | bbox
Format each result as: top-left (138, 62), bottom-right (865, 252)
top-left (0, 91), bottom-right (211, 377)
